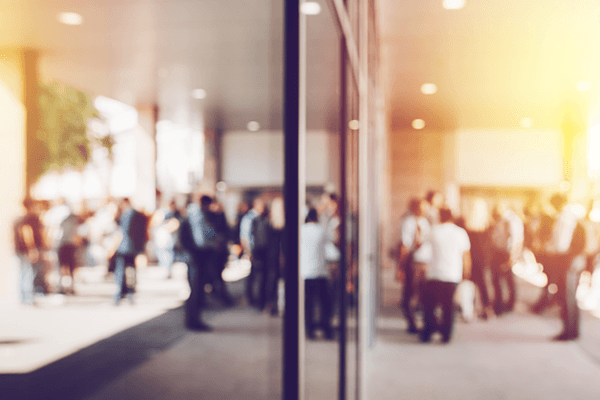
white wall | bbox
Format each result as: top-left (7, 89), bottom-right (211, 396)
top-left (455, 128), bottom-right (563, 187)
top-left (0, 53), bottom-right (26, 304)
top-left (222, 130), bottom-right (338, 187)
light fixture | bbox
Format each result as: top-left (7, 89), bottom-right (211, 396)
top-left (192, 89), bottom-right (207, 99)
top-left (57, 12), bottom-right (83, 25)
top-left (348, 120), bottom-right (360, 130)
top-left (216, 181), bottom-right (227, 191)
top-left (412, 119), bottom-right (425, 130)
top-left (520, 117), bottom-right (533, 129)
top-left (577, 80), bottom-right (592, 92)
top-left (421, 83), bottom-right (437, 95)
top-left (301, 2), bottom-right (322, 15)
top-left (443, 0), bottom-right (465, 10)
top-left (247, 121), bottom-right (260, 131)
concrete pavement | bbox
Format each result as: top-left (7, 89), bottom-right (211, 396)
top-left (2, 263), bottom-right (600, 399)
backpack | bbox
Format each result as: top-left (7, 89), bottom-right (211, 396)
top-left (129, 211), bottom-right (149, 254)
top-left (178, 217), bottom-right (196, 251)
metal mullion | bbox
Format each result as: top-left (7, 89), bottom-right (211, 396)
top-left (327, 0), bottom-right (361, 89)
top-left (283, 1), bottom-right (301, 399)
top-left (338, 30), bottom-right (348, 400)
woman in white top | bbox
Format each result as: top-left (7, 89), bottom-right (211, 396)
top-left (301, 208), bottom-right (334, 340)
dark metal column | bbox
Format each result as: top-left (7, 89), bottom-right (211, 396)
top-left (338, 35), bottom-right (348, 400)
top-left (283, 1), bottom-right (300, 399)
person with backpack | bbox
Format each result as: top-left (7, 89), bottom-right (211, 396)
top-left (180, 195), bottom-right (217, 331)
top-left (240, 197), bottom-right (269, 309)
top-left (113, 198), bottom-right (148, 305)
top-left (14, 198), bottom-right (45, 305)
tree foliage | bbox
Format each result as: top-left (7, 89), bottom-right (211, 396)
top-left (36, 81), bottom-right (112, 180)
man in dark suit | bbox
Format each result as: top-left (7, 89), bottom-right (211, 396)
top-left (114, 198), bottom-right (147, 305)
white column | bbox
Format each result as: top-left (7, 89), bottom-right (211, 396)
top-left (0, 51), bottom-right (26, 305)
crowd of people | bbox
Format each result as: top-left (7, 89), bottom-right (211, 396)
top-left (14, 186), bottom-right (597, 341)
top-left (12, 190), bottom-right (345, 338)
top-left (396, 190), bottom-right (597, 343)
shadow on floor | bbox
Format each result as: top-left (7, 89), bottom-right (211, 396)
top-left (0, 306), bottom-right (188, 400)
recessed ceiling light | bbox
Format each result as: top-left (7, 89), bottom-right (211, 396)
top-left (58, 12), bottom-right (83, 25)
top-left (348, 120), bottom-right (360, 130)
top-left (192, 89), bottom-right (207, 99)
top-left (247, 121), bottom-right (260, 131)
top-left (443, 0), bottom-right (465, 10)
top-left (412, 119), bottom-right (425, 130)
top-left (216, 181), bottom-right (227, 191)
top-left (301, 2), bottom-right (322, 15)
top-left (577, 80), bottom-right (592, 92)
top-left (520, 117), bottom-right (533, 128)
top-left (421, 83), bottom-right (437, 95)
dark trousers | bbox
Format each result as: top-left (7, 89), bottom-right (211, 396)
top-left (114, 253), bottom-right (137, 304)
top-left (58, 243), bottom-right (77, 292)
top-left (491, 249), bottom-right (515, 314)
top-left (265, 229), bottom-right (284, 310)
top-left (533, 253), bottom-right (581, 337)
top-left (247, 247), bottom-right (269, 308)
top-left (554, 254), bottom-right (582, 337)
top-left (471, 262), bottom-right (490, 309)
top-left (205, 248), bottom-right (232, 304)
top-left (186, 248), bottom-right (211, 326)
top-left (420, 280), bottom-right (458, 342)
top-left (401, 255), bottom-right (423, 330)
top-left (305, 278), bottom-right (333, 338)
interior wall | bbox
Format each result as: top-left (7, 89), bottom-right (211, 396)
top-left (0, 50), bottom-right (26, 304)
top-left (455, 128), bottom-right (564, 187)
top-left (221, 130), bottom-right (338, 188)
top-left (385, 129), bottom-right (447, 262)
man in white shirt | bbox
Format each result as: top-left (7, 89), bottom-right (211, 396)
top-left (420, 208), bottom-right (471, 343)
top-left (397, 198), bottom-right (432, 333)
top-left (301, 208), bottom-right (334, 340)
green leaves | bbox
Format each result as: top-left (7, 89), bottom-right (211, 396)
top-left (36, 81), bottom-right (107, 179)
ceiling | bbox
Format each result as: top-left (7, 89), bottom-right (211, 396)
top-left (2, 0), bottom-right (600, 133)
top-left (0, 0), bottom-right (339, 132)
top-left (380, 0), bottom-right (600, 131)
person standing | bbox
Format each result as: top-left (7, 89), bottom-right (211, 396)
top-left (301, 208), bottom-right (334, 340)
top-left (113, 198), bottom-right (147, 305)
top-left (424, 190), bottom-right (444, 226)
top-left (151, 199), bottom-right (180, 279)
top-left (57, 207), bottom-right (82, 295)
top-left (182, 195), bottom-right (218, 331)
top-left (14, 198), bottom-right (45, 305)
top-left (420, 208), bottom-right (471, 343)
top-left (207, 198), bottom-right (234, 306)
top-left (489, 205), bottom-right (524, 315)
top-left (545, 193), bottom-right (586, 341)
top-left (240, 198), bottom-right (269, 308)
top-left (266, 196), bottom-right (285, 316)
top-left (396, 198), bottom-right (432, 333)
